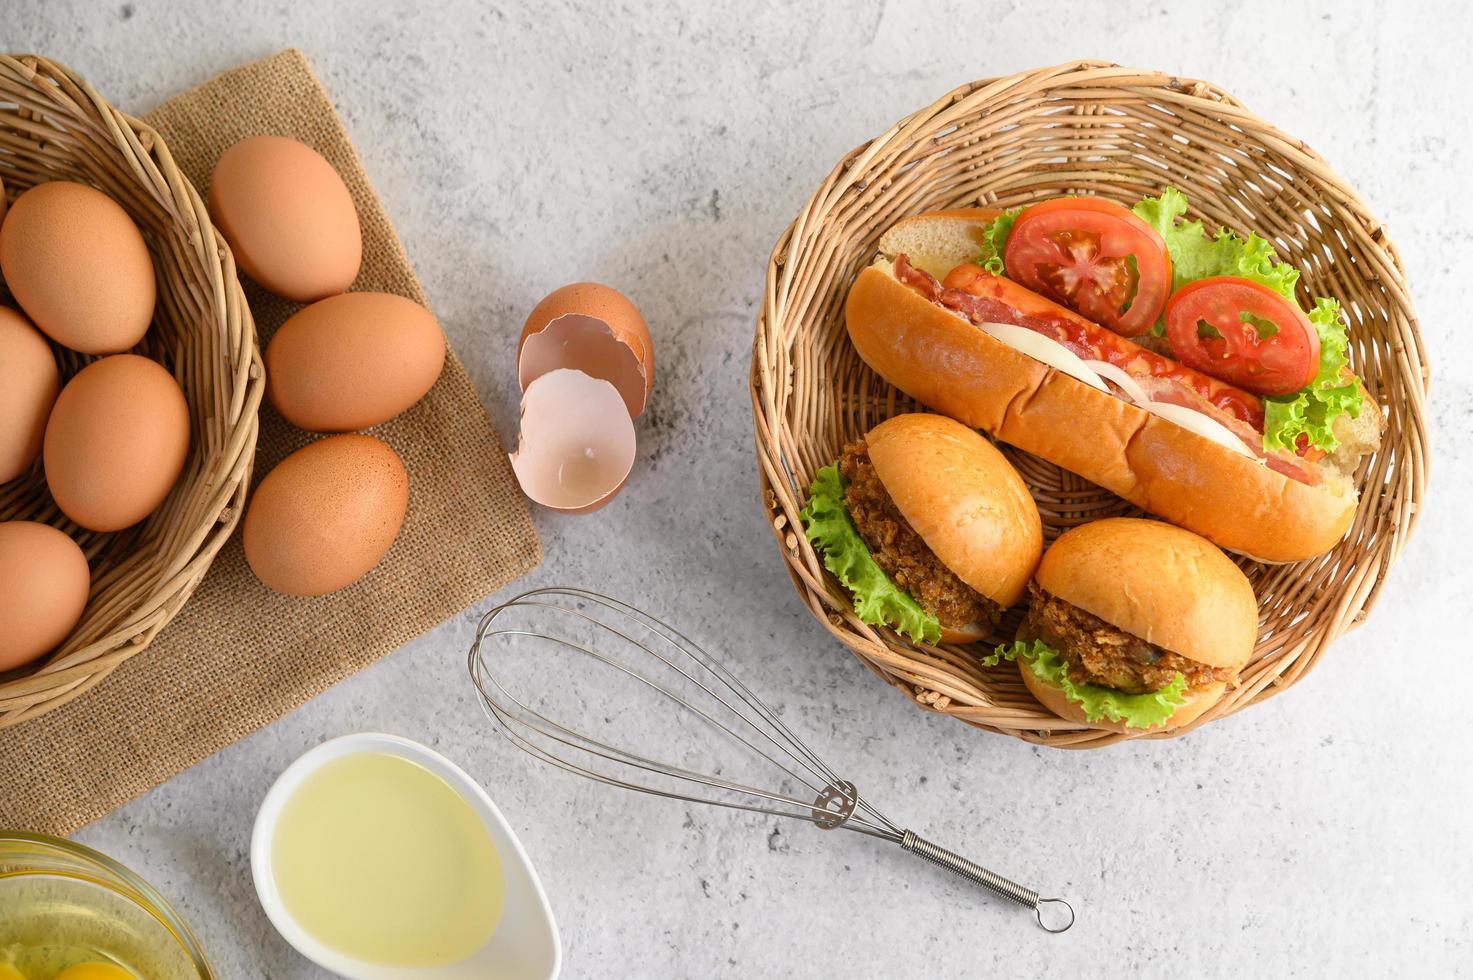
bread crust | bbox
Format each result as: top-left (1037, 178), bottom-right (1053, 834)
top-left (878, 208), bottom-right (1000, 280)
top-left (867, 413), bottom-right (1042, 608)
top-left (1035, 518), bottom-right (1258, 670)
top-left (1017, 659), bottom-right (1226, 733)
top-left (940, 623), bottom-right (988, 645)
top-left (845, 266), bottom-right (1358, 561)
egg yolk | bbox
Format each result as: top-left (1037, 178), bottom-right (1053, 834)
top-left (55, 965), bottom-right (135, 980)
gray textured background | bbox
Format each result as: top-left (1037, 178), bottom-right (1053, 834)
top-left (10, 1), bottom-right (1472, 976)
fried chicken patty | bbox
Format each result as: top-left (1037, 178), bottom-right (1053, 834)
top-left (838, 441), bottom-right (1001, 632)
top-left (1020, 583), bottom-right (1233, 694)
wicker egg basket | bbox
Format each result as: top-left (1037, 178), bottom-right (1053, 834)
top-left (0, 55), bottom-right (263, 727)
top-left (752, 61), bottom-right (1430, 748)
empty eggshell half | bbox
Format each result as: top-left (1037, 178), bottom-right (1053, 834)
top-left (509, 368), bottom-right (636, 513)
top-left (517, 314), bottom-right (648, 421)
top-left (517, 282), bottom-right (652, 418)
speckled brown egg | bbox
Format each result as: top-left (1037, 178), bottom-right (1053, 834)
top-left (208, 135), bottom-right (362, 302)
top-left (44, 354), bottom-right (190, 532)
top-left (242, 434), bottom-right (408, 596)
top-left (0, 521), bottom-right (90, 672)
top-left (266, 292), bottom-right (446, 432)
top-left (0, 181), bottom-right (156, 354)
top-left (0, 306), bottom-right (60, 483)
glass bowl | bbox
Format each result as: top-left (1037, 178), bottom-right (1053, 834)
top-left (0, 831), bottom-right (213, 979)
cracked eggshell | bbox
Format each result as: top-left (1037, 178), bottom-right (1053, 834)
top-left (509, 369), bottom-right (636, 514)
top-left (517, 282), bottom-right (652, 418)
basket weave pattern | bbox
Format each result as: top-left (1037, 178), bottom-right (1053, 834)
top-left (751, 62), bottom-right (1429, 747)
top-left (0, 55), bottom-right (262, 727)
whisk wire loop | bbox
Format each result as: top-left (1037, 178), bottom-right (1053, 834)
top-left (504, 603), bottom-right (848, 801)
top-left (467, 587), bottom-right (1073, 932)
top-left (468, 598), bottom-right (901, 838)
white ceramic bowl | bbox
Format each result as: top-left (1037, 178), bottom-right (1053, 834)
top-left (251, 733), bottom-right (561, 980)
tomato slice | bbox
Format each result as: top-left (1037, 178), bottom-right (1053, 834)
top-left (1164, 276), bottom-right (1319, 397)
top-left (1002, 198), bottom-right (1171, 337)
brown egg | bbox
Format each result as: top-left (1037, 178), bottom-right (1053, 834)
top-left (517, 282), bottom-right (653, 418)
top-left (0, 181), bottom-right (156, 354)
top-left (0, 306), bottom-right (60, 483)
top-left (44, 355), bottom-right (191, 532)
top-left (243, 434), bottom-right (408, 596)
top-left (266, 292), bottom-right (446, 432)
top-left (208, 135), bottom-right (362, 302)
top-left (0, 521), bottom-right (90, 672)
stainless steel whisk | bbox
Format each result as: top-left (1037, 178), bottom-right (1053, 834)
top-left (467, 587), bottom-right (1074, 933)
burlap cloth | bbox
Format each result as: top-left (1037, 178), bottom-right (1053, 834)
top-left (0, 50), bottom-right (540, 834)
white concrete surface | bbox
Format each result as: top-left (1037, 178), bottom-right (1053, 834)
top-left (9, 1), bottom-right (1471, 976)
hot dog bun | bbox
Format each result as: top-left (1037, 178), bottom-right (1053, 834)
top-left (846, 211), bottom-right (1379, 562)
top-left (875, 207), bottom-right (1000, 280)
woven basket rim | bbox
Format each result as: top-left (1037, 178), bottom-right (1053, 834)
top-left (0, 53), bottom-right (264, 727)
top-left (751, 60), bottom-right (1429, 748)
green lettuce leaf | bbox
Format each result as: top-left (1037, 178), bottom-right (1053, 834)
top-left (974, 207), bottom-right (1021, 275)
top-left (983, 639), bottom-right (1188, 730)
top-left (799, 465), bottom-right (940, 645)
top-left (1132, 189), bottom-right (1360, 452)
top-left (1262, 298), bottom-right (1362, 452)
top-left (1132, 187), bottom-right (1299, 298)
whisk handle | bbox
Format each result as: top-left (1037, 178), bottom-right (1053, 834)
top-left (899, 830), bottom-right (1074, 933)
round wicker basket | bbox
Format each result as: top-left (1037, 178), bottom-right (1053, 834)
top-left (0, 55), bottom-right (262, 727)
top-left (752, 61), bottom-right (1430, 748)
